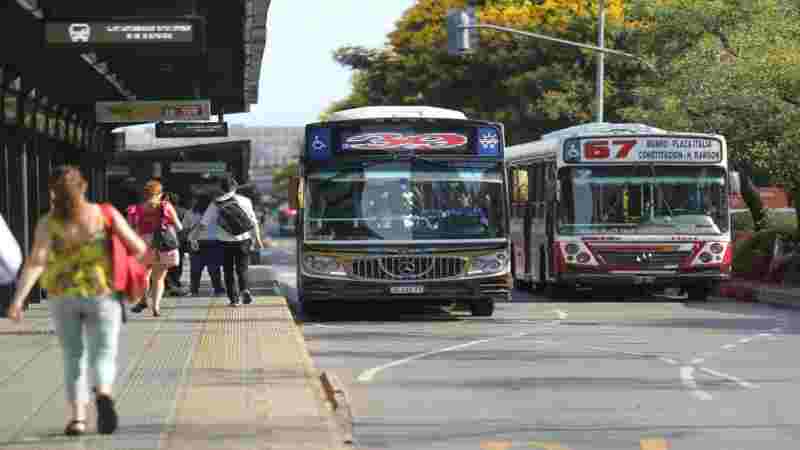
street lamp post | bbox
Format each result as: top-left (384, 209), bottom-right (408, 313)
top-left (596, 0), bottom-right (605, 123)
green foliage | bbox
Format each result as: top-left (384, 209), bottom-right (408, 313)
top-left (270, 161), bottom-right (298, 201)
top-left (732, 225), bottom-right (797, 276)
top-left (328, 0), bottom-right (640, 145)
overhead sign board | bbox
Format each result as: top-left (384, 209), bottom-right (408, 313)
top-left (44, 18), bottom-right (201, 46)
top-left (564, 136), bottom-right (723, 164)
top-left (170, 162), bottom-right (227, 174)
top-left (155, 121), bottom-right (228, 138)
top-left (96, 99), bottom-right (210, 123)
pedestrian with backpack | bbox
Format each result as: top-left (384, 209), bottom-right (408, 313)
top-left (190, 175), bottom-right (263, 306)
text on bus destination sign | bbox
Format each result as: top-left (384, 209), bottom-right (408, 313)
top-left (579, 137), bottom-right (721, 162)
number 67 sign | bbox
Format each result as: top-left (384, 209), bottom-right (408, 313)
top-left (583, 140), bottom-right (637, 160)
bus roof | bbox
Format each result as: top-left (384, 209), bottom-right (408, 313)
top-left (326, 106), bottom-right (468, 121)
top-left (540, 122), bottom-right (668, 140)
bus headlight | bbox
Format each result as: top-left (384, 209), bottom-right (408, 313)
top-left (469, 251), bottom-right (509, 275)
top-left (304, 255), bottom-right (346, 276)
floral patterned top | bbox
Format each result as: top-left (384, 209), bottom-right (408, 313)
top-left (40, 214), bottom-right (113, 298)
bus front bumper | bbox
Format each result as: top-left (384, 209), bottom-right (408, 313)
top-left (558, 271), bottom-right (731, 288)
top-left (300, 273), bottom-right (512, 304)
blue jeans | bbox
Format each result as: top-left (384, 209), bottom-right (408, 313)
top-left (48, 297), bottom-right (122, 404)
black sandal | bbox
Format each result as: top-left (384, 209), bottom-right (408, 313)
top-left (96, 394), bottom-right (118, 434)
top-left (131, 302), bottom-right (147, 314)
top-left (64, 419), bottom-right (86, 436)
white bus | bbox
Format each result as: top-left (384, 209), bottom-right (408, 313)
top-left (290, 106), bottom-right (510, 316)
top-left (505, 123), bottom-right (733, 301)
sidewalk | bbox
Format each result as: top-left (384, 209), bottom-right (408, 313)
top-left (0, 276), bottom-right (348, 449)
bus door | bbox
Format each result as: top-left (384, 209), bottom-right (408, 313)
top-left (509, 166), bottom-right (530, 280)
top-left (529, 163), bottom-right (547, 282)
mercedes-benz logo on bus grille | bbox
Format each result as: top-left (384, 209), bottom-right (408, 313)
top-left (635, 252), bottom-right (654, 263)
top-left (399, 260), bottom-right (416, 276)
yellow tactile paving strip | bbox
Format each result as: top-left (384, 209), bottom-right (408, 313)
top-left (163, 297), bottom-right (344, 450)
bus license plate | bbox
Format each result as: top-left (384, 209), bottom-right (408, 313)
top-left (391, 286), bottom-right (424, 294)
top-left (634, 276), bottom-right (656, 284)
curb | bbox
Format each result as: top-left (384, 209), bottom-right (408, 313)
top-left (285, 300), bottom-right (353, 448)
top-left (320, 371), bottom-right (355, 445)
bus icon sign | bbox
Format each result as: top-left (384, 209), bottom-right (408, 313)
top-left (68, 24), bottom-right (91, 42)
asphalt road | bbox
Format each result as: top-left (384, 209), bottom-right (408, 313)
top-left (259, 236), bottom-right (800, 450)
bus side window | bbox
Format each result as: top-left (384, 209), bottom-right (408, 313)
top-left (512, 167), bottom-right (529, 203)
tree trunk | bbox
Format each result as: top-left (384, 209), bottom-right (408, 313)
top-left (737, 163), bottom-right (766, 231)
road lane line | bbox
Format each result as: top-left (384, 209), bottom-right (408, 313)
top-left (528, 441), bottom-right (571, 449)
top-left (722, 344), bottom-right (736, 350)
top-left (680, 366), bottom-right (712, 400)
top-left (698, 367), bottom-right (759, 389)
top-left (357, 331), bottom-right (531, 382)
top-left (738, 337), bottom-right (753, 344)
top-left (691, 358), bottom-right (705, 365)
top-left (640, 438), bottom-right (669, 450)
top-left (659, 357), bottom-right (678, 365)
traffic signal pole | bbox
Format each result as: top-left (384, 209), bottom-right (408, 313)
top-left (448, 7), bottom-right (654, 123)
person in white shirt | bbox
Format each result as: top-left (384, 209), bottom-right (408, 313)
top-left (190, 176), bottom-right (264, 306)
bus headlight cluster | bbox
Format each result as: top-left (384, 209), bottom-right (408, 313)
top-left (304, 255), bottom-right (346, 276)
top-left (689, 242), bottom-right (730, 267)
top-left (469, 251), bottom-right (509, 275)
top-left (558, 241), bottom-right (599, 266)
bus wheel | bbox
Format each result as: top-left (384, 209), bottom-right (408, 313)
top-left (532, 252), bottom-right (547, 293)
top-left (470, 300), bottom-right (494, 317)
top-left (302, 301), bottom-right (326, 319)
top-left (545, 283), bottom-right (571, 300)
top-left (687, 286), bottom-right (710, 302)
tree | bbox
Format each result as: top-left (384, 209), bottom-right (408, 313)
top-left (618, 0), bottom-right (800, 231)
top-left (326, 0), bottom-right (638, 145)
top-left (271, 161), bottom-right (298, 202)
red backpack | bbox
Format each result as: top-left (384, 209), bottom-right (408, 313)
top-left (101, 204), bottom-right (147, 303)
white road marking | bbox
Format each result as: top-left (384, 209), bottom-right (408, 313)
top-left (680, 366), bottom-right (713, 401)
top-left (698, 367), bottom-right (759, 389)
top-left (357, 331), bottom-right (533, 382)
top-left (554, 309), bottom-right (569, 320)
top-left (659, 357), bottom-right (678, 365)
top-left (691, 358), bottom-right (705, 365)
top-left (738, 338), bottom-right (753, 344)
top-left (722, 344), bottom-right (737, 350)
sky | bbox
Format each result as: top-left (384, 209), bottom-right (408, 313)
top-left (223, 1), bottom-right (417, 127)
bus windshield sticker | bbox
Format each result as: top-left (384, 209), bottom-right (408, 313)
top-left (478, 127), bottom-right (501, 156)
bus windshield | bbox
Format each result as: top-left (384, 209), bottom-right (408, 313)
top-left (305, 160), bottom-right (506, 241)
top-left (558, 166), bottom-right (729, 235)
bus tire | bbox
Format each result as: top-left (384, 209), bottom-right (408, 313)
top-left (470, 300), bottom-right (494, 317)
top-left (687, 286), bottom-right (710, 302)
top-left (302, 300), bottom-right (326, 318)
top-left (545, 283), bottom-right (570, 300)
top-left (532, 251), bottom-right (547, 293)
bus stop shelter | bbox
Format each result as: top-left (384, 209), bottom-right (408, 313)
top-left (0, 0), bottom-right (269, 305)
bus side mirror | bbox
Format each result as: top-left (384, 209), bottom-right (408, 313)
top-left (729, 171), bottom-right (741, 196)
top-left (288, 176), bottom-right (301, 210)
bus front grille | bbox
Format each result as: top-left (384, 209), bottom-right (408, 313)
top-left (596, 250), bottom-right (691, 269)
top-left (351, 256), bottom-right (466, 281)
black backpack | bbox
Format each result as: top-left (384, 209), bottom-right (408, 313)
top-left (216, 197), bottom-right (255, 235)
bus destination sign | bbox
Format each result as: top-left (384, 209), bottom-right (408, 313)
top-left (45, 20), bottom-right (198, 46)
top-left (566, 136), bottom-right (723, 164)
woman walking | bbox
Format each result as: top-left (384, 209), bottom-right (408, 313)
top-left (127, 179), bottom-right (182, 316)
top-left (6, 165), bottom-right (148, 436)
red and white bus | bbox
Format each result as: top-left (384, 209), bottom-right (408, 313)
top-left (505, 123), bottom-right (733, 301)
